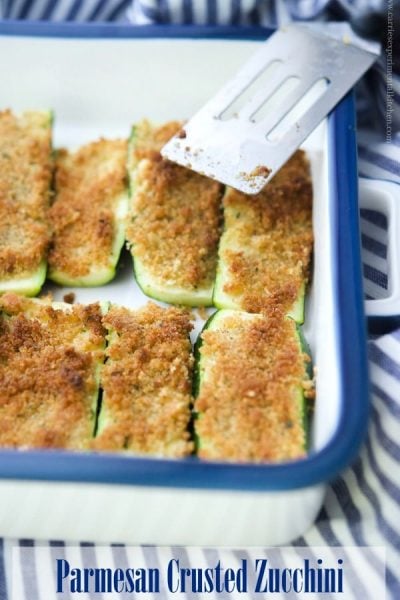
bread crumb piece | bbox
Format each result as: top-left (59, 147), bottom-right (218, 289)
top-left (63, 292), bottom-right (76, 304)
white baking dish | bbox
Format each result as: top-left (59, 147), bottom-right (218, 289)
top-left (0, 23), bottom-right (369, 545)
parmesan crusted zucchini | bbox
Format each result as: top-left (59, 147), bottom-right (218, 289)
top-left (126, 120), bottom-right (223, 307)
top-left (194, 309), bottom-right (313, 462)
top-left (93, 302), bottom-right (194, 457)
top-left (48, 139), bottom-right (128, 286)
top-left (0, 110), bottom-right (53, 296)
top-left (213, 151), bottom-right (313, 323)
top-left (0, 293), bottom-right (107, 450)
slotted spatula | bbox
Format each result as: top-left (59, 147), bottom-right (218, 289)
top-left (161, 25), bottom-right (378, 194)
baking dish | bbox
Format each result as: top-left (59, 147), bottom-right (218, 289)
top-left (0, 22), bottom-right (369, 546)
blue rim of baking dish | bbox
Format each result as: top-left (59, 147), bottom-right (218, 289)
top-left (0, 23), bottom-right (369, 491)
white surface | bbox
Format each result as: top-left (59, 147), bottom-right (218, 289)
top-left (0, 35), bottom-right (343, 545)
top-left (0, 480), bottom-right (325, 546)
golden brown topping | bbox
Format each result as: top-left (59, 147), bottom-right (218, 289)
top-left (48, 138), bottom-right (127, 279)
top-left (126, 121), bottom-right (223, 294)
top-left (217, 150), bottom-right (313, 316)
top-left (195, 310), bottom-right (309, 462)
top-left (0, 293), bottom-right (105, 450)
top-left (0, 110), bottom-right (52, 279)
top-left (129, 120), bottom-right (183, 164)
top-left (93, 302), bottom-right (194, 457)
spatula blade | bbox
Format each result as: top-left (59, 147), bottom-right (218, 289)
top-left (161, 25), bottom-right (378, 194)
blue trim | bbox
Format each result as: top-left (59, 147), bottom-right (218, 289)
top-left (0, 21), bottom-right (272, 40)
top-left (328, 92), bottom-right (370, 477)
top-left (0, 29), bottom-right (369, 491)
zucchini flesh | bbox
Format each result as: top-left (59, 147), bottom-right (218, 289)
top-left (93, 302), bottom-right (194, 457)
top-left (194, 309), bottom-right (313, 462)
top-left (0, 260), bottom-right (47, 297)
top-left (48, 139), bottom-right (128, 286)
top-left (213, 150), bottom-right (313, 324)
top-left (0, 294), bottom-right (107, 450)
top-left (0, 110), bottom-right (53, 296)
top-left (126, 120), bottom-right (223, 307)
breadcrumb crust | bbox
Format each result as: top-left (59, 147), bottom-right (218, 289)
top-left (195, 310), bottom-right (309, 462)
top-left (126, 120), bottom-right (223, 294)
top-left (0, 293), bottom-right (105, 450)
top-left (48, 138), bottom-right (127, 279)
top-left (93, 302), bottom-right (194, 457)
top-left (217, 150), bottom-right (313, 316)
top-left (0, 110), bottom-right (52, 280)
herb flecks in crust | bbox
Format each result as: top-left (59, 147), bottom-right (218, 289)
top-left (93, 302), bottom-right (194, 457)
top-left (0, 110), bottom-right (52, 279)
top-left (0, 293), bottom-right (105, 450)
top-left (126, 120), bottom-right (223, 294)
top-left (218, 150), bottom-right (313, 316)
top-left (195, 310), bottom-right (309, 462)
top-left (48, 138), bottom-right (127, 279)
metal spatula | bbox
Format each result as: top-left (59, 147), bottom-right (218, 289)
top-left (161, 25), bottom-right (378, 194)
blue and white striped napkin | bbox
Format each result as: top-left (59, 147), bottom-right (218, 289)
top-left (0, 1), bottom-right (399, 598)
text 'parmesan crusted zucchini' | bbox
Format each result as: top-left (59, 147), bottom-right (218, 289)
top-left (0, 110), bottom-right (53, 296)
top-left (126, 120), bottom-right (223, 307)
top-left (93, 302), bottom-right (194, 457)
top-left (0, 293), bottom-right (107, 450)
top-left (194, 309), bottom-right (313, 462)
top-left (213, 151), bottom-right (313, 323)
top-left (48, 138), bottom-right (128, 286)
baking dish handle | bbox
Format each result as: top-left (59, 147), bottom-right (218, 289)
top-left (359, 177), bottom-right (400, 318)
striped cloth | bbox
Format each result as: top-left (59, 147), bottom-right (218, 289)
top-left (0, 1), bottom-right (399, 598)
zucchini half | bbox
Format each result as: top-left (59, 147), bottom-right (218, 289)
top-left (0, 110), bottom-right (53, 296)
top-left (93, 302), bottom-right (194, 457)
top-left (0, 260), bottom-right (47, 297)
top-left (194, 309), bottom-right (313, 462)
top-left (126, 120), bottom-right (223, 307)
top-left (213, 150), bottom-right (313, 324)
top-left (48, 139), bottom-right (128, 286)
top-left (0, 293), bottom-right (107, 450)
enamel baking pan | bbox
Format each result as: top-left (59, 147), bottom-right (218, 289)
top-left (0, 22), bottom-right (369, 546)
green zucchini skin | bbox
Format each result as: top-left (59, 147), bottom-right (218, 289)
top-left (192, 310), bottom-right (221, 452)
top-left (295, 323), bottom-right (314, 450)
top-left (131, 257), bottom-right (215, 307)
top-left (288, 284), bottom-right (306, 324)
top-left (0, 260), bottom-right (47, 297)
top-left (192, 309), bottom-right (219, 397)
